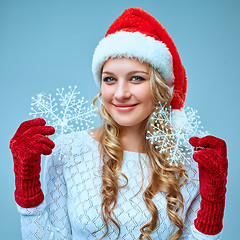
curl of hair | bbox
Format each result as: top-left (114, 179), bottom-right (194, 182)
top-left (92, 64), bottom-right (192, 239)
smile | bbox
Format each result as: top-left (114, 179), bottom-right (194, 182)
top-left (113, 104), bottom-right (138, 112)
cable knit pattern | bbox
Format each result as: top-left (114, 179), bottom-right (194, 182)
top-left (16, 131), bottom-right (222, 239)
top-left (10, 118), bottom-right (55, 208)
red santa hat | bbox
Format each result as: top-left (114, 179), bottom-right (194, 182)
top-left (92, 7), bottom-right (188, 129)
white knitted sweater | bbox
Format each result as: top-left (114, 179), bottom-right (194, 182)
top-left (17, 131), bottom-right (222, 239)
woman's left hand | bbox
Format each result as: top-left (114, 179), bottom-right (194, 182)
top-left (189, 135), bottom-right (228, 235)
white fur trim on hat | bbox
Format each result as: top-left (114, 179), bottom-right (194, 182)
top-left (92, 31), bottom-right (174, 87)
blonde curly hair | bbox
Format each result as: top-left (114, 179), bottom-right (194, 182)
top-left (91, 63), bottom-right (191, 239)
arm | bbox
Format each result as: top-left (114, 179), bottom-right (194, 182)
top-left (17, 134), bottom-right (72, 239)
top-left (10, 118), bottom-right (72, 239)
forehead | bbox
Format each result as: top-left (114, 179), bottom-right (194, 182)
top-left (102, 57), bottom-right (150, 73)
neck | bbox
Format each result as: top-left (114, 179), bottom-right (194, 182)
top-left (119, 123), bottom-right (146, 153)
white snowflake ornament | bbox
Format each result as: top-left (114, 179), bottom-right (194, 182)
top-left (29, 86), bottom-right (96, 137)
top-left (146, 102), bottom-right (208, 166)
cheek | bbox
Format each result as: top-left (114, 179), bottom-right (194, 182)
top-left (101, 85), bottom-right (114, 103)
top-left (137, 84), bottom-right (153, 107)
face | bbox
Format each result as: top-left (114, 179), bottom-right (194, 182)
top-left (101, 57), bottom-right (153, 129)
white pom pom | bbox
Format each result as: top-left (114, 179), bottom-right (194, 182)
top-left (171, 109), bottom-right (191, 132)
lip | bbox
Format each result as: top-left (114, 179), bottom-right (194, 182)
top-left (113, 103), bottom-right (138, 112)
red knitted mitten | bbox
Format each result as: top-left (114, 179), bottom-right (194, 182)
top-left (9, 118), bottom-right (55, 208)
top-left (189, 135), bottom-right (228, 235)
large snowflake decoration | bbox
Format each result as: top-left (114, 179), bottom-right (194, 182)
top-left (29, 86), bottom-right (96, 137)
top-left (146, 102), bottom-right (208, 166)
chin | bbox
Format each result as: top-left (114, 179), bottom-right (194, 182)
top-left (114, 118), bottom-right (145, 128)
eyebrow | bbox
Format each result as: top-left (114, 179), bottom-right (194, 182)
top-left (102, 70), bottom-right (149, 75)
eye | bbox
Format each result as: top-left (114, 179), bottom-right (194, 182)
top-left (102, 77), bottom-right (116, 83)
top-left (130, 76), bottom-right (145, 82)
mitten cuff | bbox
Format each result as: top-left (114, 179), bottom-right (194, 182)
top-left (15, 189), bottom-right (44, 208)
top-left (14, 177), bottom-right (44, 208)
top-left (194, 198), bottom-right (225, 235)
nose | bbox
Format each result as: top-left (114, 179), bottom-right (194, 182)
top-left (114, 80), bottom-right (131, 100)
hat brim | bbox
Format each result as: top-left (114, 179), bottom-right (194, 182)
top-left (92, 31), bottom-right (174, 87)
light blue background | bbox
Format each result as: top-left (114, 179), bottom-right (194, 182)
top-left (1, 0), bottom-right (239, 239)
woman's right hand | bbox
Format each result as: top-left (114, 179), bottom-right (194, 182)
top-left (9, 118), bottom-right (55, 208)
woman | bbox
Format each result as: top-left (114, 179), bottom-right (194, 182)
top-left (9, 7), bottom-right (228, 239)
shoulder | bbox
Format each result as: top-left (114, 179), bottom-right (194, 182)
top-left (44, 130), bottom-right (101, 175)
top-left (52, 129), bottom-right (101, 157)
top-left (88, 128), bottom-right (103, 142)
